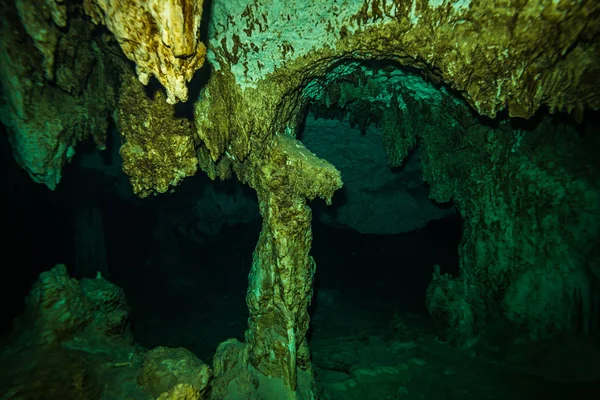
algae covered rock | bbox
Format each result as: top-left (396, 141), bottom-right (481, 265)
top-left (12, 264), bottom-right (132, 347)
top-left (16, 264), bottom-right (93, 345)
top-left (116, 76), bottom-right (198, 198)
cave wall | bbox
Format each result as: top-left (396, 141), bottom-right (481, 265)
top-left (425, 114), bottom-right (600, 342)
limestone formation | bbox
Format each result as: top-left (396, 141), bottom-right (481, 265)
top-left (11, 264), bottom-right (131, 347)
top-left (1, 265), bottom-right (150, 400)
top-left (203, 0), bottom-right (599, 125)
top-left (194, 0), bottom-right (600, 395)
top-left (0, 0), bottom-right (121, 189)
top-left (302, 58), bottom-right (600, 344)
top-left (83, 0), bottom-right (206, 104)
top-left (208, 134), bottom-right (342, 397)
top-left (117, 76), bottom-right (198, 197)
top-left (14, 0), bottom-right (67, 80)
top-left (421, 110), bottom-right (600, 343)
top-left (157, 383), bottom-right (202, 400)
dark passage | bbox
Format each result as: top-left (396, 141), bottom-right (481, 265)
top-left (310, 215), bottom-right (462, 319)
top-left (101, 182), bottom-right (258, 363)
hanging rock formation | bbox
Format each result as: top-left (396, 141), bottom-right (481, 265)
top-left (0, 0), bottom-right (122, 189)
top-left (302, 76), bottom-right (456, 235)
top-left (116, 76), bottom-right (198, 197)
top-left (83, 0), bottom-right (206, 104)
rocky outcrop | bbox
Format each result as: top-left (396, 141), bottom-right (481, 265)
top-left (0, 265), bottom-right (211, 400)
top-left (137, 346), bottom-right (211, 399)
top-left (418, 109), bottom-right (600, 343)
top-left (14, 0), bottom-right (67, 80)
top-left (11, 264), bottom-right (130, 347)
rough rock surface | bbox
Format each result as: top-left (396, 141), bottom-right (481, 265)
top-left (84, 0), bottom-right (206, 104)
top-left (15, 264), bottom-right (94, 346)
top-left (0, 1), bottom-right (122, 189)
top-left (206, 134), bottom-right (341, 398)
top-left (205, 0), bottom-right (599, 123)
top-left (2, 1), bottom-right (600, 399)
top-left (137, 346), bottom-right (211, 399)
top-left (117, 76), bottom-right (198, 197)
top-left (0, 265), bottom-right (148, 399)
top-left (14, 0), bottom-right (67, 80)
top-left (413, 103), bottom-right (600, 343)
top-left (157, 383), bottom-right (202, 400)
top-left (190, 0), bottom-right (600, 396)
top-left (11, 264), bottom-right (130, 347)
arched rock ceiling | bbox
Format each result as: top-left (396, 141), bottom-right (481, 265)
top-left (195, 0), bottom-right (599, 168)
top-left (208, 0), bottom-right (598, 120)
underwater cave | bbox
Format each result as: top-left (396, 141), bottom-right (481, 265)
top-left (1, 1), bottom-right (600, 399)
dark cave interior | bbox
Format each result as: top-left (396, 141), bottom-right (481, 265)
top-left (0, 127), bottom-right (462, 363)
top-left (3, 106), bottom-right (600, 399)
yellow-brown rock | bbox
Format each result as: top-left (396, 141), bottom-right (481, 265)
top-left (117, 76), bottom-right (198, 198)
top-left (137, 346), bottom-right (211, 399)
top-left (203, 0), bottom-right (599, 135)
top-left (157, 383), bottom-right (201, 400)
top-left (84, 0), bottom-right (206, 104)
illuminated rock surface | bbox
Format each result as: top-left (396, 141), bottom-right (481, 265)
top-left (83, 0), bottom-right (206, 104)
top-left (137, 346), bottom-right (211, 398)
top-left (116, 76), bottom-right (198, 197)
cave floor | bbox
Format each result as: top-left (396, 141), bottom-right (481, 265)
top-left (309, 289), bottom-right (600, 400)
top-left (111, 220), bottom-right (600, 399)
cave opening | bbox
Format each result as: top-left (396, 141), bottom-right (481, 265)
top-left (297, 61), bottom-right (466, 335)
top-left (0, 125), bottom-right (262, 364)
top-left (297, 98), bottom-right (464, 337)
